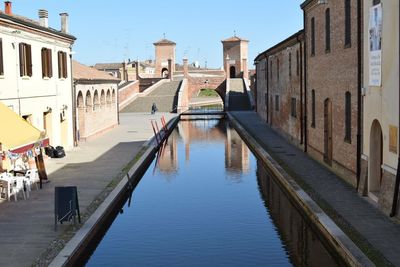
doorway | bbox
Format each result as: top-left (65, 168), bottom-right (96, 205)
top-left (161, 68), bottom-right (169, 78)
top-left (324, 98), bottom-right (332, 165)
top-left (369, 120), bottom-right (383, 201)
top-left (230, 66), bottom-right (236, 78)
top-left (43, 110), bottom-right (53, 145)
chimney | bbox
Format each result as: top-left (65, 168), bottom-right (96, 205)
top-left (38, 9), bottom-right (48, 28)
top-left (4, 1), bottom-right (12, 15)
top-left (60, 13), bottom-right (69, 34)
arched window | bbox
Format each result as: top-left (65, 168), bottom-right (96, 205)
top-left (93, 90), bottom-right (100, 111)
top-left (112, 90), bottom-right (116, 103)
top-left (344, 0), bottom-right (351, 47)
top-left (325, 8), bottom-right (331, 52)
top-left (100, 90), bottom-right (106, 108)
top-left (311, 90), bottom-right (316, 128)
top-left (106, 90), bottom-right (111, 106)
top-left (345, 92), bottom-right (351, 142)
top-left (85, 91), bottom-right (92, 113)
top-left (77, 91), bottom-right (84, 108)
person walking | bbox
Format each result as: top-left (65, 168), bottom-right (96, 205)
top-left (151, 103), bottom-right (158, 114)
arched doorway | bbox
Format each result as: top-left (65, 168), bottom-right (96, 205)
top-left (369, 120), bottom-right (383, 200)
top-left (324, 98), bottom-right (332, 165)
top-left (161, 68), bottom-right (169, 78)
top-left (230, 66), bottom-right (236, 78)
top-left (77, 91), bottom-right (85, 140)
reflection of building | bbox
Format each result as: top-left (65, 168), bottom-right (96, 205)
top-left (360, 1), bottom-right (399, 216)
top-left (256, 162), bottom-right (342, 267)
top-left (158, 130), bottom-right (178, 176)
top-left (225, 127), bottom-right (249, 176)
top-left (0, 3), bottom-right (76, 148)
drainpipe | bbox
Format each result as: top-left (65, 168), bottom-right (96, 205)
top-left (303, 10), bottom-right (308, 153)
top-left (356, 0), bottom-right (362, 190)
top-left (299, 35), bottom-right (304, 145)
top-left (390, 1), bottom-right (400, 217)
top-left (266, 54), bottom-right (269, 124)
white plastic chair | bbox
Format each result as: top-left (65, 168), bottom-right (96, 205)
top-left (25, 169), bottom-right (39, 190)
top-left (0, 176), bottom-right (18, 202)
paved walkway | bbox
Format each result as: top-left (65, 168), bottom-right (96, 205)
top-left (0, 112), bottom-right (175, 267)
top-left (231, 111), bottom-right (400, 266)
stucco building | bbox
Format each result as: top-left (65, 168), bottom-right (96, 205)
top-left (73, 60), bottom-right (120, 141)
top-left (0, 2), bottom-right (76, 149)
top-left (360, 0), bottom-right (400, 217)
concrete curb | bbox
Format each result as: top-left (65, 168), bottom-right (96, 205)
top-left (49, 116), bottom-right (180, 267)
top-left (228, 113), bottom-right (374, 267)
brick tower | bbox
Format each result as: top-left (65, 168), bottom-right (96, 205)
top-left (222, 35), bottom-right (249, 78)
top-left (154, 38), bottom-right (176, 78)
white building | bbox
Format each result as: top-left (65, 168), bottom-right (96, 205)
top-left (361, 0), bottom-right (400, 217)
top-left (0, 2), bottom-right (76, 149)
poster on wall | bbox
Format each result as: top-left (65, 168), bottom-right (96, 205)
top-left (369, 3), bottom-right (382, 87)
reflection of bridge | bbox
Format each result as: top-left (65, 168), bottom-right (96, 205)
top-left (157, 119), bottom-right (249, 176)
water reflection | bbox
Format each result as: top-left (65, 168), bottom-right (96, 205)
top-left (256, 162), bottom-right (342, 267)
top-left (158, 119), bottom-right (250, 183)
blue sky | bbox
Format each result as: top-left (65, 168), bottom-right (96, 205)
top-left (10, 1), bottom-right (303, 68)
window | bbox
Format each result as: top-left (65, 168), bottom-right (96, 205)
top-left (345, 92), bottom-right (351, 142)
top-left (41, 48), bottom-right (53, 78)
top-left (325, 8), bottom-right (331, 52)
top-left (344, 0), bottom-right (351, 47)
top-left (311, 17), bottom-right (315, 56)
top-left (289, 52), bottom-right (292, 77)
top-left (275, 95), bottom-right (280, 111)
top-left (277, 58), bottom-right (280, 82)
top-left (19, 43), bottom-right (32, 77)
top-left (270, 60), bottom-right (273, 80)
top-left (58, 51), bottom-right (68, 78)
top-left (291, 98), bottom-right (297, 117)
top-left (296, 50), bottom-right (299, 76)
top-left (311, 90), bottom-right (316, 127)
top-left (0, 39), bottom-right (3, 75)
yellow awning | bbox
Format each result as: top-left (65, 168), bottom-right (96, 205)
top-left (0, 102), bottom-right (48, 153)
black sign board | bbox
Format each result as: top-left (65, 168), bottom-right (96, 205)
top-left (54, 186), bottom-right (81, 231)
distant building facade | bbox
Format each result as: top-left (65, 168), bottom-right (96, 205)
top-left (73, 61), bottom-right (120, 141)
top-left (222, 36), bottom-right (249, 79)
top-left (154, 38), bottom-right (176, 78)
top-left (0, 3), bottom-right (76, 148)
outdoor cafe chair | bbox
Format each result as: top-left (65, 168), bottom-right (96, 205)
top-left (25, 169), bottom-right (39, 190)
top-left (0, 173), bottom-right (18, 201)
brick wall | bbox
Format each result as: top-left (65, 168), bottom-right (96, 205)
top-left (304, 0), bottom-right (359, 184)
top-left (118, 81), bottom-right (139, 108)
top-left (187, 76), bottom-right (226, 100)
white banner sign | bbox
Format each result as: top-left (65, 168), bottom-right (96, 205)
top-left (369, 4), bottom-right (382, 86)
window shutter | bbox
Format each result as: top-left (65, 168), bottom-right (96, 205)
top-left (0, 39), bottom-right (3, 75)
top-left (41, 48), bottom-right (46, 78)
top-left (48, 49), bottom-right (53, 78)
top-left (58, 51), bottom-right (62, 78)
top-left (26, 44), bottom-right (32, 77)
top-left (63, 52), bottom-right (68, 78)
top-left (19, 43), bottom-right (25, 76)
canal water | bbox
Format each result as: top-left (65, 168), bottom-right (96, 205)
top-left (85, 119), bottom-right (342, 267)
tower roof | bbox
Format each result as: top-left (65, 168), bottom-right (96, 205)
top-left (153, 38), bottom-right (176, 45)
top-left (221, 36), bottom-right (249, 43)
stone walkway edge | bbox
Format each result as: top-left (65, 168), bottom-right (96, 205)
top-left (228, 113), bottom-right (374, 267)
top-left (49, 116), bottom-right (180, 267)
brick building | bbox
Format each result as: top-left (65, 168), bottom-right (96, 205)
top-left (154, 38), bottom-right (176, 78)
top-left (222, 36), bottom-right (249, 79)
top-left (254, 31), bottom-right (305, 147)
top-left (301, 0), bottom-right (361, 186)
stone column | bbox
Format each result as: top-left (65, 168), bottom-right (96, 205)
top-left (135, 61), bottom-right (140, 80)
top-left (225, 55), bottom-right (230, 79)
top-left (242, 58), bottom-right (248, 79)
top-left (168, 59), bottom-right (173, 81)
top-left (183, 58), bottom-right (189, 79)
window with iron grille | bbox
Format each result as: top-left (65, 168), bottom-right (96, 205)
top-left (58, 51), bottom-right (68, 79)
top-left (291, 98), bottom-right (297, 118)
top-left (41, 48), bottom-right (53, 78)
top-left (296, 50), bottom-right (299, 76)
top-left (275, 95), bottom-right (280, 111)
top-left (289, 52), bottom-right (292, 77)
top-left (19, 43), bottom-right (32, 77)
